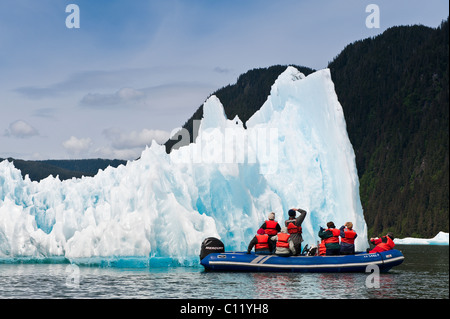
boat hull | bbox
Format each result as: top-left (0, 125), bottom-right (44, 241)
top-left (200, 249), bottom-right (404, 273)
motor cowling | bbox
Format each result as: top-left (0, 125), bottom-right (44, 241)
top-left (200, 237), bottom-right (225, 261)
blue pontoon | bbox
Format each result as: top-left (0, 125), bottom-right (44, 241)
top-left (199, 238), bottom-right (404, 273)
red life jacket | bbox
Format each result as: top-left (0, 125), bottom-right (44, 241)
top-left (286, 220), bottom-right (302, 234)
top-left (255, 234), bottom-right (269, 250)
top-left (323, 228), bottom-right (340, 244)
top-left (264, 220), bottom-right (278, 236)
top-left (341, 228), bottom-right (357, 244)
top-left (319, 240), bottom-right (326, 256)
top-left (276, 233), bottom-right (290, 248)
top-left (371, 236), bottom-right (395, 252)
top-left (385, 236), bottom-right (395, 249)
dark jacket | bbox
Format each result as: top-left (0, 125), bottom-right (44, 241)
top-left (247, 235), bottom-right (274, 254)
top-left (318, 228), bottom-right (340, 250)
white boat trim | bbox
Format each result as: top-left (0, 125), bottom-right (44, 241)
top-left (208, 256), bottom-right (404, 269)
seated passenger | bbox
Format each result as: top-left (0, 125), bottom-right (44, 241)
top-left (260, 212), bottom-right (281, 253)
top-left (247, 228), bottom-right (273, 255)
top-left (369, 232), bottom-right (395, 253)
top-left (339, 222), bottom-right (357, 255)
top-left (271, 227), bottom-right (296, 257)
top-left (260, 212), bottom-right (281, 240)
top-left (318, 222), bottom-right (341, 256)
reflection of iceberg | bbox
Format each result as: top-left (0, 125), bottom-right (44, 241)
top-left (394, 232), bottom-right (449, 245)
top-left (0, 67), bottom-right (369, 265)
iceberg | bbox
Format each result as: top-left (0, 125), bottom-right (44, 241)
top-left (394, 232), bottom-right (449, 245)
top-left (0, 67), bottom-right (369, 266)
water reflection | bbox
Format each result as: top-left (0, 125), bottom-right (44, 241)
top-left (1, 245), bottom-right (448, 299)
top-left (244, 271), bottom-right (398, 299)
top-left (251, 273), bottom-right (296, 299)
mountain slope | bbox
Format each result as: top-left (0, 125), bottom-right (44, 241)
top-left (328, 19), bottom-right (449, 238)
top-left (165, 64), bottom-right (315, 152)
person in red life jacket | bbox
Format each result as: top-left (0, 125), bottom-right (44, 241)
top-left (260, 212), bottom-right (281, 242)
top-left (318, 221), bottom-right (341, 255)
top-left (369, 232), bottom-right (395, 253)
top-left (247, 228), bottom-right (273, 255)
top-left (284, 208), bottom-right (307, 255)
top-left (339, 222), bottom-right (357, 255)
top-left (271, 227), bottom-right (296, 257)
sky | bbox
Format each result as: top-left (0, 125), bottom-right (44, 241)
top-left (0, 0), bottom-right (448, 161)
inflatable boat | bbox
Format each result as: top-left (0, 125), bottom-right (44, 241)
top-left (199, 237), bottom-right (404, 273)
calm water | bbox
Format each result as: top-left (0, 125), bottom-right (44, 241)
top-left (0, 245), bottom-right (448, 299)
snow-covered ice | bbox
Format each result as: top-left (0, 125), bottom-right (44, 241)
top-left (395, 232), bottom-right (449, 245)
top-left (0, 67), bottom-right (370, 265)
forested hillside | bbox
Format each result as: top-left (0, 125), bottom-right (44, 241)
top-left (328, 18), bottom-right (449, 238)
top-left (0, 158), bottom-right (126, 181)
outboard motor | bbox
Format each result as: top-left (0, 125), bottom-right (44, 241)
top-left (200, 237), bottom-right (225, 261)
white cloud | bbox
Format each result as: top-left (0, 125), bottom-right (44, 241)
top-left (92, 146), bottom-right (142, 161)
top-left (62, 136), bottom-right (92, 156)
top-left (214, 66), bottom-right (232, 74)
top-left (13, 68), bottom-right (154, 99)
top-left (60, 129), bottom-right (170, 160)
top-left (78, 82), bottom-right (215, 111)
top-left (103, 128), bottom-right (170, 149)
top-left (91, 128), bottom-right (171, 160)
top-left (80, 87), bottom-right (145, 108)
top-left (5, 120), bottom-right (39, 138)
